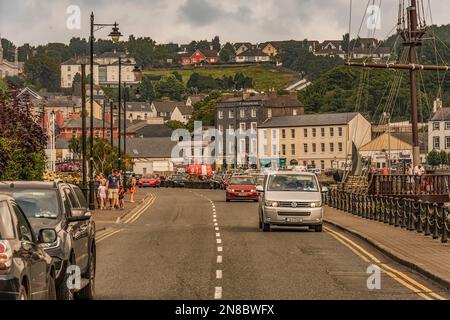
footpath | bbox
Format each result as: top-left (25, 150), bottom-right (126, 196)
top-left (325, 207), bottom-right (450, 289)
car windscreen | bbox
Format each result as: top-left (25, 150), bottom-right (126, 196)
top-left (0, 201), bottom-right (14, 240)
top-left (12, 190), bottom-right (61, 219)
top-left (267, 175), bottom-right (319, 192)
top-left (230, 177), bottom-right (255, 186)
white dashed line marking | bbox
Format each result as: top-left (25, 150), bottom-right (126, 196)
top-left (218, 246), bottom-right (223, 252)
top-left (216, 233), bottom-right (221, 238)
top-left (217, 239), bottom-right (222, 244)
top-left (216, 270), bottom-right (223, 279)
top-left (217, 256), bottom-right (223, 264)
top-left (215, 227), bottom-right (220, 231)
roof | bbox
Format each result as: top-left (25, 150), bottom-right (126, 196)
top-left (322, 40), bottom-right (343, 47)
top-left (134, 124), bottom-right (174, 138)
top-left (126, 137), bottom-right (177, 158)
top-left (56, 138), bottom-right (70, 149)
top-left (17, 87), bottom-right (42, 100)
top-left (263, 94), bottom-right (304, 108)
top-left (237, 49), bottom-right (269, 57)
top-left (61, 57), bottom-right (96, 65)
top-left (200, 49), bottom-right (218, 58)
top-left (124, 102), bottom-right (152, 113)
top-left (259, 112), bottom-right (360, 128)
top-left (152, 101), bottom-right (185, 113)
top-left (97, 51), bottom-right (128, 59)
top-left (62, 118), bottom-right (115, 129)
top-left (0, 181), bottom-right (59, 190)
top-left (315, 48), bottom-right (346, 55)
top-left (187, 95), bottom-right (207, 105)
top-left (176, 105), bottom-right (193, 116)
top-left (431, 108), bottom-right (450, 121)
top-left (360, 132), bottom-right (428, 154)
top-left (233, 42), bottom-right (253, 50)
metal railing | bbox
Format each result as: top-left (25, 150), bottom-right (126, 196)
top-left (324, 189), bottom-right (449, 244)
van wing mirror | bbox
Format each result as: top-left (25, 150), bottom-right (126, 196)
top-left (322, 186), bottom-right (329, 193)
top-left (256, 185), bottom-right (264, 193)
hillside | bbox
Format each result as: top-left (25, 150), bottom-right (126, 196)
top-left (143, 65), bottom-right (300, 92)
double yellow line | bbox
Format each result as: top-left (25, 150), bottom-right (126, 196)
top-left (96, 193), bottom-right (157, 243)
top-left (324, 226), bottom-right (447, 301)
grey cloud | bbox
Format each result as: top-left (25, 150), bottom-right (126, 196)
top-left (178, 0), bottom-right (224, 26)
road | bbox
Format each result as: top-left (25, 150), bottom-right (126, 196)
top-left (95, 188), bottom-right (450, 300)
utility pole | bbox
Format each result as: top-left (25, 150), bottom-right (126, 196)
top-left (110, 100), bottom-right (114, 147)
top-left (81, 64), bottom-right (87, 199)
top-left (345, 0), bottom-right (448, 167)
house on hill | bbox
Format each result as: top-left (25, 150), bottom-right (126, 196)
top-left (179, 49), bottom-right (220, 65)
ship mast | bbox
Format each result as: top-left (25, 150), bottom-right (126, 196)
top-left (346, 0), bottom-right (447, 166)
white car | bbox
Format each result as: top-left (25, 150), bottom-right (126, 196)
top-left (257, 172), bottom-right (325, 232)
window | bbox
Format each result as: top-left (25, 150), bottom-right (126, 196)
top-left (0, 201), bottom-right (14, 240)
top-left (229, 124), bottom-right (235, 132)
top-left (338, 143), bottom-right (343, 152)
top-left (446, 122), bottom-right (450, 130)
top-left (218, 125), bottom-right (223, 134)
top-left (321, 143), bottom-right (326, 152)
top-left (281, 144), bottom-right (286, 156)
top-left (251, 122), bottom-right (257, 133)
top-left (321, 160), bottom-right (325, 170)
top-left (263, 145), bottom-right (269, 155)
top-left (263, 130), bottom-right (267, 140)
top-left (304, 144), bottom-right (308, 153)
top-left (304, 129), bottom-right (308, 138)
top-left (291, 144), bottom-right (296, 155)
top-left (434, 122), bottom-right (440, 131)
top-left (13, 204), bottom-right (33, 242)
top-left (106, 130), bottom-right (111, 138)
top-left (218, 110), bottom-right (224, 119)
top-left (95, 131), bottom-right (101, 138)
top-left (251, 109), bottom-right (257, 118)
top-left (229, 110), bottom-right (234, 119)
top-left (330, 143), bottom-right (334, 152)
top-left (73, 186), bottom-right (87, 208)
top-left (291, 129), bottom-right (296, 139)
top-left (312, 128), bottom-right (317, 137)
top-left (330, 128), bottom-right (334, 137)
top-left (272, 129), bottom-right (277, 139)
top-left (282, 129), bottom-right (286, 139)
top-left (293, 109), bottom-right (298, 116)
top-left (312, 143), bottom-right (317, 153)
top-left (321, 128), bottom-right (325, 137)
top-left (272, 144), bottom-right (278, 156)
top-left (338, 127), bottom-right (343, 137)
top-left (446, 137), bottom-right (450, 149)
top-left (251, 139), bottom-right (257, 153)
top-left (239, 123), bottom-right (246, 132)
top-left (240, 109), bottom-right (245, 118)
top-left (434, 136), bottom-right (441, 149)
top-left (268, 109), bottom-right (273, 118)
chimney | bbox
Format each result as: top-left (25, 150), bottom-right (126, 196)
top-left (55, 110), bottom-right (64, 127)
top-left (433, 98), bottom-right (443, 113)
top-left (104, 112), bottom-right (111, 125)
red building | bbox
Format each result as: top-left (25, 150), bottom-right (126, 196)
top-left (179, 49), bottom-right (220, 65)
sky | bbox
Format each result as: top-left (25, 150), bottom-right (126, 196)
top-left (1, 0), bottom-right (450, 47)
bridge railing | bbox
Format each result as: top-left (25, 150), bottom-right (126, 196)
top-left (323, 189), bottom-right (449, 244)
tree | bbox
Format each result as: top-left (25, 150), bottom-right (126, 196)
top-left (137, 76), bottom-right (156, 102)
top-left (24, 54), bottom-right (60, 91)
top-left (427, 150), bottom-right (441, 168)
top-left (212, 36), bottom-right (221, 51)
top-left (68, 136), bottom-right (81, 160)
top-left (154, 75), bottom-right (185, 101)
top-left (219, 42), bottom-right (235, 63)
top-left (165, 120), bottom-right (186, 130)
top-left (187, 91), bottom-right (222, 131)
top-left (172, 71), bottom-right (183, 82)
top-left (439, 150), bottom-right (448, 168)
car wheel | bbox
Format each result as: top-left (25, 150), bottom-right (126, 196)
top-left (315, 225), bottom-right (323, 233)
top-left (226, 199), bottom-right (230, 202)
top-left (262, 222), bottom-right (271, 232)
top-left (76, 246), bottom-right (96, 300)
top-left (47, 274), bottom-right (57, 300)
top-left (18, 284), bottom-right (28, 300)
top-left (56, 263), bottom-right (75, 300)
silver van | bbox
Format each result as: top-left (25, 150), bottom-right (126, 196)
top-left (257, 172), bottom-right (324, 232)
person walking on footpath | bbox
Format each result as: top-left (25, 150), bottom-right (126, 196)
top-left (98, 180), bottom-right (107, 210)
top-left (129, 173), bottom-right (137, 203)
top-left (414, 163), bottom-right (426, 194)
top-left (108, 170), bottom-right (120, 210)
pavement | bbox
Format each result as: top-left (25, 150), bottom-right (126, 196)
top-left (324, 207), bottom-right (450, 290)
top-left (93, 188), bottom-right (450, 300)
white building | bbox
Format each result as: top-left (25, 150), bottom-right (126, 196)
top-left (60, 51), bottom-right (137, 89)
top-left (428, 100), bottom-right (450, 152)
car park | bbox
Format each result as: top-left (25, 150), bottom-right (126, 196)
top-left (226, 176), bottom-right (259, 202)
top-left (257, 172), bottom-right (324, 232)
top-left (0, 195), bottom-right (57, 300)
top-left (0, 181), bottom-right (96, 300)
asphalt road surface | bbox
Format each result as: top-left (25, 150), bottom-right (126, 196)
top-left (95, 189), bottom-right (450, 300)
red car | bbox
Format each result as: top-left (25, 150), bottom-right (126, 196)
top-left (226, 176), bottom-right (259, 202)
top-left (139, 175), bottom-right (161, 188)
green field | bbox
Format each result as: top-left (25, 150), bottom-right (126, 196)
top-left (143, 65), bottom-right (300, 91)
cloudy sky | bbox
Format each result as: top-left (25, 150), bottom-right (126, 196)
top-left (1, 0), bottom-right (449, 46)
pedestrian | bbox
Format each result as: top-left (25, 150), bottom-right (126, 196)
top-left (129, 173), bottom-right (137, 203)
top-left (406, 163), bottom-right (414, 194)
top-left (414, 163), bottom-right (426, 193)
top-left (108, 170), bottom-right (120, 210)
top-left (119, 186), bottom-right (126, 210)
top-left (98, 181), bottom-right (107, 210)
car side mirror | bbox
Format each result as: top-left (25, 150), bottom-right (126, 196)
top-left (71, 208), bottom-right (87, 217)
top-left (38, 229), bottom-right (57, 244)
top-left (256, 185), bottom-right (264, 193)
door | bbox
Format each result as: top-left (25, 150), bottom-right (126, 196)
top-left (63, 187), bottom-right (89, 272)
top-left (11, 203), bottom-right (48, 299)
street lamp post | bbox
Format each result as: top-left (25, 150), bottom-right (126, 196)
top-left (89, 12), bottom-right (122, 210)
top-left (81, 64), bottom-right (88, 198)
top-left (118, 57), bottom-right (122, 170)
top-left (110, 99), bottom-right (114, 147)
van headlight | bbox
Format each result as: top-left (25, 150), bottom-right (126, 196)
top-left (265, 200), bottom-right (279, 207)
top-left (311, 201), bottom-right (322, 208)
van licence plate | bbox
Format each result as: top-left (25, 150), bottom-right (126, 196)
top-left (286, 218), bottom-right (303, 223)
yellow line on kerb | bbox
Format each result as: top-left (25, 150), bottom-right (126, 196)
top-left (124, 193), bottom-right (156, 224)
top-left (324, 226), bottom-right (447, 301)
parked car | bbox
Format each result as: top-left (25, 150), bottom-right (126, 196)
top-left (257, 172), bottom-right (324, 232)
top-left (166, 174), bottom-right (188, 188)
top-left (226, 176), bottom-right (259, 202)
top-left (0, 194), bottom-right (57, 300)
top-left (139, 175), bottom-right (161, 188)
top-left (0, 182), bottom-right (96, 300)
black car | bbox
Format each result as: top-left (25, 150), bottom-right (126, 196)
top-left (0, 181), bottom-right (96, 300)
top-left (166, 174), bottom-right (188, 188)
top-left (0, 195), bottom-right (57, 300)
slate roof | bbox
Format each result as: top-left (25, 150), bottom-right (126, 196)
top-left (237, 49), bottom-right (269, 57)
top-left (259, 112), bottom-right (360, 128)
top-left (134, 124), bottom-right (174, 138)
top-left (153, 101), bottom-right (185, 113)
top-left (263, 95), bottom-right (304, 108)
top-left (176, 105), bottom-right (193, 116)
top-left (431, 108), bottom-right (450, 121)
top-left (126, 137), bottom-right (177, 158)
